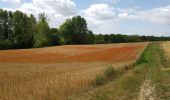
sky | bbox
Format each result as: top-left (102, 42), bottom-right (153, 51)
top-left (0, 0), bottom-right (170, 36)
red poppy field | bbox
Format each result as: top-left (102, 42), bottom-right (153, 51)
top-left (0, 43), bottom-right (147, 63)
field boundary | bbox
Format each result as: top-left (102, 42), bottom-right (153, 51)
top-left (77, 42), bottom-right (170, 100)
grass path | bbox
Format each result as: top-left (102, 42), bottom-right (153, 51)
top-left (74, 42), bottom-right (170, 100)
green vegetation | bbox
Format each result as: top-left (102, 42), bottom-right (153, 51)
top-left (34, 13), bottom-right (50, 47)
top-left (95, 65), bottom-right (131, 86)
top-left (59, 16), bottom-right (95, 44)
top-left (0, 9), bottom-right (96, 49)
top-left (78, 42), bottom-right (170, 100)
top-left (0, 8), bottom-right (170, 50)
top-left (134, 43), bottom-right (152, 65)
top-left (95, 34), bottom-right (170, 44)
top-left (95, 66), bottom-right (121, 86)
top-left (152, 43), bottom-right (170, 100)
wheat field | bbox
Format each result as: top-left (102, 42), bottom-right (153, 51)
top-left (0, 43), bottom-right (148, 100)
top-left (162, 41), bottom-right (170, 60)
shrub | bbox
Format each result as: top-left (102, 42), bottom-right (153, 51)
top-left (104, 67), bottom-right (117, 80)
top-left (0, 40), bottom-right (11, 50)
top-left (95, 74), bottom-right (106, 85)
top-left (95, 66), bottom-right (120, 86)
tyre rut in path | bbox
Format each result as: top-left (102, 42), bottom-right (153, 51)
top-left (138, 78), bottom-right (156, 100)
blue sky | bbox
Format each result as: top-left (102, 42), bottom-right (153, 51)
top-left (75, 0), bottom-right (170, 10)
top-left (0, 0), bottom-right (170, 36)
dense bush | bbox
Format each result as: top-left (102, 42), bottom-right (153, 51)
top-left (48, 28), bottom-right (65, 46)
top-left (0, 40), bottom-right (11, 50)
top-left (95, 66), bottom-right (121, 86)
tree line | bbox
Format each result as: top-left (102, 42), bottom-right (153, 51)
top-left (0, 9), bottom-right (170, 50)
top-left (95, 34), bottom-right (170, 44)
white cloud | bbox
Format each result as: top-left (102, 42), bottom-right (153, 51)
top-left (17, 3), bottom-right (43, 16)
top-left (13, 0), bottom-right (78, 27)
top-left (81, 3), bottom-right (170, 35)
top-left (82, 4), bottom-right (115, 20)
top-left (118, 13), bottom-right (128, 18)
top-left (118, 5), bottom-right (170, 24)
top-left (137, 6), bottom-right (170, 24)
top-left (81, 4), bottom-right (119, 33)
top-left (32, 0), bottom-right (77, 16)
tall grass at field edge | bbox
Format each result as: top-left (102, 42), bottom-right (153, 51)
top-left (95, 65), bottom-right (131, 86)
top-left (94, 43), bottom-right (150, 86)
top-left (87, 42), bottom-right (160, 100)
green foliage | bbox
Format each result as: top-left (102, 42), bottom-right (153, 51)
top-left (135, 43), bottom-right (153, 65)
top-left (71, 16), bottom-right (88, 44)
top-left (95, 66), bottom-right (120, 86)
top-left (0, 40), bottom-right (11, 50)
top-left (95, 34), bottom-right (107, 44)
top-left (49, 28), bottom-right (64, 46)
top-left (86, 30), bottom-right (95, 44)
top-left (12, 11), bottom-right (35, 48)
top-left (95, 34), bottom-right (170, 44)
top-left (95, 74), bottom-right (106, 86)
top-left (34, 13), bottom-right (50, 47)
top-left (0, 9), bottom-right (65, 50)
top-left (0, 9), bottom-right (35, 49)
top-left (59, 19), bottom-right (73, 44)
top-left (0, 9), bottom-right (9, 40)
top-left (60, 15), bottom-right (95, 44)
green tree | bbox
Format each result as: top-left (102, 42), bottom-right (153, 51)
top-left (95, 34), bottom-right (105, 44)
top-left (0, 9), bottom-right (9, 40)
top-left (12, 11), bottom-right (34, 48)
top-left (8, 11), bottom-right (14, 45)
top-left (60, 15), bottom-right (94, 44)
top-left (49, 28), bottom-right (64, 46)
top-left (59, 19), bottom-right (73, 44)
top-left (71, 15), bottom-right (88, 44)
top-left (0, 9), bottom-right (12, 49)
top-left (86, 30), bottom-right (95, 44)
top-left (0, 9), bottom-right (4, 40)
top-left (29, 14), bottom-right (37, 47)
top-left (34, 13), bottom-right (50, 47)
